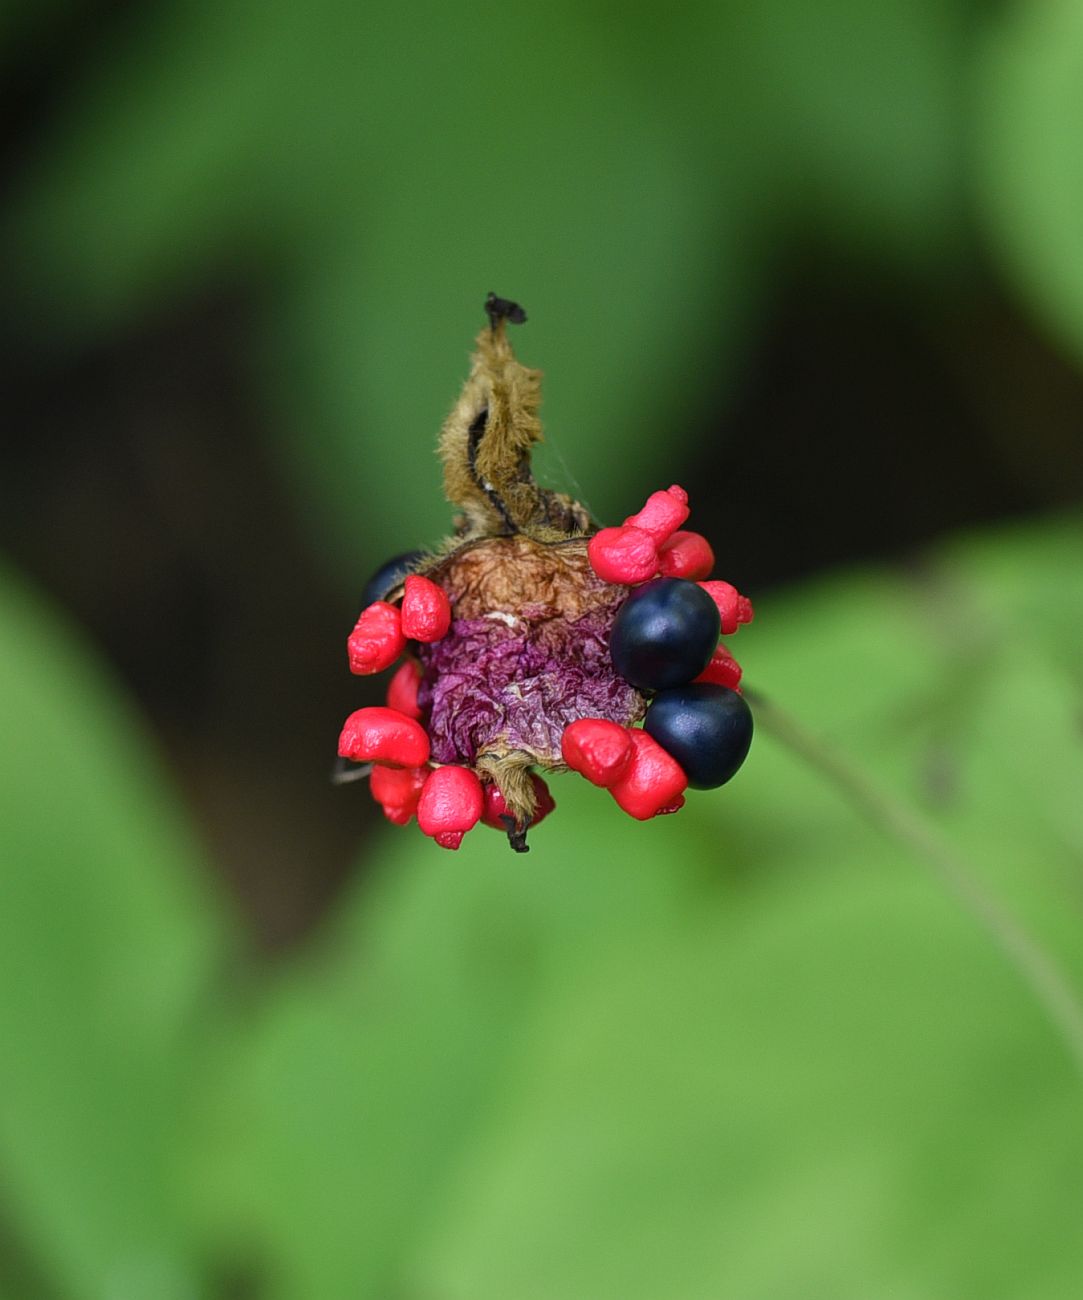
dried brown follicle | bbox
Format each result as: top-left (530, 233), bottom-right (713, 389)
top-left (437, 293), bottom-right (596, 544)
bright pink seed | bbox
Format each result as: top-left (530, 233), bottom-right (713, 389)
top-left (694, 643), bottom-right (743, 690)
top-left (401, 574), bottom-right (452, 643)
top-left (370, 764), bottom-right (429, 824)
top-left (561, 718), bottom-right (635, 788)
top-left (608, 730), bottom-right (688, 820)
top-left (623, 485), bottom-right (690, 543)
top-left (347, 601), bottom-right (407, 675)
top-left (658, 530), bottom-right (715, 580)
top-left (587, 525), bottom-right (659, 585)
top-left (417, 764), bottom-right (484, 847)
top-left (481, 773), bottom-right (556, 831)
top-left (386, 659), bottom-right (423, 719)
top-left (697, 580), bottom-right (752, 636)
top-left (338, 706), bottom-right (430, 768)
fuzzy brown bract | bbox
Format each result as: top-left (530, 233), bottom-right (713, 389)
top-left (414, 297), bottom-right (647, 829)
top-left (340, 294), bottom-right (752, 850)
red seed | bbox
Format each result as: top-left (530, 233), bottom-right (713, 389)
top-left (561, 718), bottom-right (635, 787)
top-left (401, 574), bottom-right (452, 643)
top-left (370, 764), bottom-right (429, 824)
top-left (656, 796), bottom-right (686, 815)
top-left (587, 525), bottom-right (659, 585)
top-left (481, 773), bottom-right (556, 831)
top-left (417, 764), bottom-right (484, 847)
top-left (623, 485), bottom-right (690, 544)
top-left (697, 580), bottom-right (752, 635)
top-left (658, 530), bottom-right (715, 580)
top-left (338, 706), bottom-right (430, 768)
top-left (347, 601), bottom-right (406, 675)
top-left (608, 730), bottom-right (688, 820)
top-left (386, 659), bottom-right (423, 718)
top-left (694, 643), bottom-right (743, 689)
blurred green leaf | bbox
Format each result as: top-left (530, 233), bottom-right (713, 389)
top-left (0, 564), bottom-right (231, 1298)
top-left (410, 869), bottom-right (1080, 1300)
top-left (7, 0), bottom-right (976, 573)
top-left (188, 786), bottom-right (706, 1296)
top-left (405, 516), bottom-right (1083, 1299)
top-left (193, 514), bottom-right (1083, 1298)
top-left (978, 0), bottom-right (1083, 362)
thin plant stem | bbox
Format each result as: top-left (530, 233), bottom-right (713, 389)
top-left (745, 687), bottom-right (1083, 1080)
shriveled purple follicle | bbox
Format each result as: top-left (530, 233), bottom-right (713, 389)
top-left (417, 606), bottom-right (642, 767)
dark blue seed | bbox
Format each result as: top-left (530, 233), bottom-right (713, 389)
top-left (360, 550), bottom-right (426, 609)
top-left (644, 684), bottom-right (753, 788)
top-left (609, 578), bottom-right (720, 691)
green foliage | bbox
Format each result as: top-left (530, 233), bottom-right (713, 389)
top-left (977, 0), bottom-right (1083, 362)
top-left (0, 564), bottom-right (231, 1299)
top-left (6, 0), bottom-right (976, 561)
top-left (180, 516), bottom-right (1083, 1300)
top-left (6, 1), bottom-right (1083, 1295)
top-left (3, 496), bottom-right (1082, 1297)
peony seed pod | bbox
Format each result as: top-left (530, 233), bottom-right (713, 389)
top-left (336, 294), bottom-right (753, 850)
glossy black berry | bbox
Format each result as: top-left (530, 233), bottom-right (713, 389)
top-left (609, 578), bottom-right (720, 691)
top-left (644, 684), bottom-right (753, 788)
top-left (360, 550), bottom-right (426, 609)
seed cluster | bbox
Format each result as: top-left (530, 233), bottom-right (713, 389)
top-left (336, 295), bottom-right (754, 852)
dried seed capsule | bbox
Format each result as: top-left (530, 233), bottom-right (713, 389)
top-left (361, 549), bottom-right (426, 609)
top-left (401, 574), bottom-right (452, 643)
top-left (370, 764), bottom-right (429, 825)
top-left (417, 764), bottom-right (484, 850)
top-left (644, 684), bottom-right (753, 789)
top-left (697, 580), bottom-right (754, 636)
top-left (386, 659), bottom-right (423, 718)
top-left (623, 485), bottom-right (690, 543)
top-left (347, 601), bottom-right (407, 675)
top-left (481, 773), bottom-right (555, 831)
top-left (561, 718), bottom-right (634, 787)
top-left (694, 643), bottom-right (743, 690)
top-left (658, 530), bottom-right (715, 581)
top-left (610, 577), bottom-right (720, 690)
top-left (337, 297), bottom-right (755, 852)
top-left (608, 730), bottom-right (688, 820)
top-left (338, 706), bottom-right (430, 768)
top-left (587, 525), bottom-right (659, 585)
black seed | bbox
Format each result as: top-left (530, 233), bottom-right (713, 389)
top-left (644, 684), bottom-right (754, 789)
top-left (610, 578), bottom-right (720, 691)
top-left (360, 550), bottom-right (426, 609)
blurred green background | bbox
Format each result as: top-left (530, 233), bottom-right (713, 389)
top-left (3, 1), bottom-right (1083, 1296)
